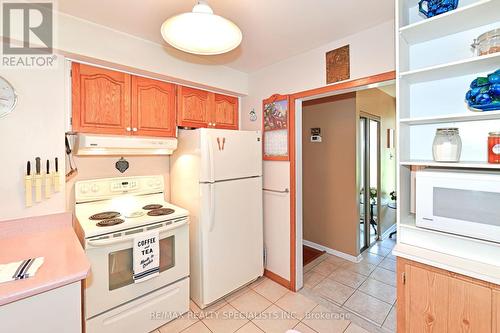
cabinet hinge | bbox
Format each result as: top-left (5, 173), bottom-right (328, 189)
top-left (401, 272), bottom-right (406, 285)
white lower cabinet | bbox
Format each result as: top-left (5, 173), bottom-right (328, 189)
top-left (0, 281), bottom-right (82, 333)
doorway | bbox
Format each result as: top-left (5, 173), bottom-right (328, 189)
top-left (359, 114), bottom-right (381, 252)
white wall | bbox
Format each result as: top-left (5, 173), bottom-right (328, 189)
top-left (0, 12), bottom-right (249, 222)
top-left (241, 20), bottom-right (395, 281)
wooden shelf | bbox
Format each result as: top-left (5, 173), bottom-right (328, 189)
top-left (399, 0), bottom-right (500, 45)
top-left (400, 160), bottom-right (500, 169)
top-left (400, 110), bottom-right (500, 125)
top-left (400, 52), bottom-right (500, 84)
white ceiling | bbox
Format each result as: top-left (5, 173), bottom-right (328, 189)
top-left (57, 0), bottom-right (395, 73)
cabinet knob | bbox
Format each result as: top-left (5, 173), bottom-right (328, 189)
top-left (126, 127), bottom-right (131, 132)
top-left (132, 128), bottom-right (138, 132)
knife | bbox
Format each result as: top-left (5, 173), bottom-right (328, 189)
top-left (25, 161), bottom-right (32, 207)
top-left (34, 157), bottom-right (42, 202)
top-left (53, 157), bottom-right (60, 192)
top-left (45, 159), bottom-right (52, 199)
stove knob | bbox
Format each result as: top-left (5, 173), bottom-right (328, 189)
top-left (80, 184), bottom-right (89, 194)
top-left (91, 184), bottom-right (100, 193)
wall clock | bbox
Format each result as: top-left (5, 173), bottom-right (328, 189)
top-left (0, 76), bottom-right (17, 119)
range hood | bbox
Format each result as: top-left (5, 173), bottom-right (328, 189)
top-left (74, 134), bottom-right (178, 156)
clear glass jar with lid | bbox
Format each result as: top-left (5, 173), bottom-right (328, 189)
top-left (432, 128), bottom-right (462, 162)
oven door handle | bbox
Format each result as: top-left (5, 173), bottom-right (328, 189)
top-left (86, 220), bottom-right (188, 248)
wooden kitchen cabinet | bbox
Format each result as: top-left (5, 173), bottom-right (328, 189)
top-left (494, 289), bottom-right (500, 333)
top-left (397, 258), bottom-right (495, 332)
top-left (72, 62), bottom-right (131, 135)
top-left (72, 63), bottom-right (176, 137)
top-left (131, 76), bottom-right (176, 137)
top-left (177, 86), bottom-right (239, 129)
top-left (177, 86), bottom-right (213, 128)
top-left (213, 93), bottom-right (238, 129)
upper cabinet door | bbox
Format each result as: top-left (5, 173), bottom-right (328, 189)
top-left (213, 94), bottom-right (239, 130)
top-left (131, 76), bottom-right (176, 137)
top-left (72, 63), bottom-right (131, 135)
top-left (177, 86), bottom-right (212, 128)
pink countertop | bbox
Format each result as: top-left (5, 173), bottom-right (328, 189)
top-left (0, 212), bottom-right (90, 306)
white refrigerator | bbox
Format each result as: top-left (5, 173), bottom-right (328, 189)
top-left (170, 128), bottom-right (264, 308)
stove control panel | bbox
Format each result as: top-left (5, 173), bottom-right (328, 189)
top-left (75, 176), bottom-right (164, 203)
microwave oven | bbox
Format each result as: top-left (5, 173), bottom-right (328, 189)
top-left (416, 169), bottom-right (500, 243)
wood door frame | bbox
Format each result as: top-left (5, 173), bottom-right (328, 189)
top-left (286, 71), bottom-right (396, 291)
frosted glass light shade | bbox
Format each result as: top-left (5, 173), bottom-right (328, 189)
top-left (161, 3), bottom-right (242, 55)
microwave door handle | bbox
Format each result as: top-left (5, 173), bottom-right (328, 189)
top-left (87, 220), bottom-right (188, 247)
top-left (209, 183), bottom-right (216, 232)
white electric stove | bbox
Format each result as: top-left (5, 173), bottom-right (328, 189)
top-left (75, 175), bottom-right (189, 333)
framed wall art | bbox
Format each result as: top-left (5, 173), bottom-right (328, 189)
top-left (326, 45), bottom-right (350, 84)
top-left (262, 94), bottom-right (290, 161)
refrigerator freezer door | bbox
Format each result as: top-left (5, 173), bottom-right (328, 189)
top-left (201, 129), bottom-right (262, 182)
top-left (200, 177), bottom-right (264, 306)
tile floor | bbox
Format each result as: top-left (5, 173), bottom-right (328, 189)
top-left (152, 238), bottom-right (396, 333)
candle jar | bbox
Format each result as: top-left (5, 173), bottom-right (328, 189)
top-left (488, 132), bottom-right (500, 163)
top-left (432, 128), bottom-right (462, 162)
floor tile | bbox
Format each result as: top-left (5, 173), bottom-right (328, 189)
top-left (228, 289), bottom-right (272, 318)
top-left (304, 270), bottom-right (327, 288)
top-left (385, 252), bottom-right (397, 261)
top-left (225, 286), bottom-right (252, 303)
top-left (253, 278), bottom-right (289, 302)
top-left (192, 299), bottom-right (228, 319)
top-left (378, 257), bottom-right (396, 272)
top-left (382, 305), bottom-right (396, 332)
top-left (344, 322), bottom-right (370, 333)
top-left (370, 267), bottom-right (396, 287)
top-left (367, 244), bottom-right (391, 257)
top-left (313, 278), bottom-right (355, 305)
top-left (341, 261), bottom-right (376, 277)
top-left (344, 291), bottom-right (392, 326)
top-left (312, 261), bottom-right (338, 276)
top-left (328, 268), bottom-right (367, 289)
top-left (358, 278), bottom-right (396, 304)
top-left (360, 252), bottom-right (384, 266)
top-left (323, 254), bottom-right (348, 265)
top-left (293, 322), bottom-right (318, 333)
top-left (379, 238), bottom-right (396, 250)
top-left (301, 305), bottom-right (351, 333)
top-left (201, 303), bottom-right (248, 333)
top-left (252, 304), bottom-right (299, 333)
top-left (275, 291), bottom-right (317, 319)
top-left (248, 276), bottom-right (267, 289)
top-left (236, 321), bottom-right (264, 333)
top-left (158, 311), bottom-right (199, 333)
top-left (180, 322), bottom-right (211, 333)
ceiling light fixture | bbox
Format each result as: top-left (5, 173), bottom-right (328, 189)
top-left (160, 1), bottom-right (242, 55)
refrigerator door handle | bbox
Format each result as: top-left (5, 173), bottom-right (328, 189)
top-left (207, 134), bottom-right (215, 182)
top-left (209, 183), bottom-right (216, 232)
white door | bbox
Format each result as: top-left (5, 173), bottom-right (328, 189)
top-left (200, 129), bottom-right (262, 182)
top-left (200, 177), bottom-right (264, 305)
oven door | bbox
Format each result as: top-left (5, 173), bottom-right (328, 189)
top-left (416, 171), bottom-right (500, 243)
top-left (84, 218), bottom-right (189, 319)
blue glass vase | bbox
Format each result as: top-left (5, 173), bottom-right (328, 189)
top-left (418, 0), bottom-right (459, 18)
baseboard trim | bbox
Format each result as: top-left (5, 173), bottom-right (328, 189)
top-left (264, 269), bottom-right (292, 290)
top-left (303, 240), bottom-right (362, 263)
top-left (381, 224), bottom-right (397, 240)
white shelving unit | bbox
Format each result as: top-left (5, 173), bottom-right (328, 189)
top-left (396, 0), bottom-right (500, 260)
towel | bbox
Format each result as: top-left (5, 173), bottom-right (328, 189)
top-left (0, 257), bottom-right (44, 284)
top-left (133, 231), bottom-right (160, 283)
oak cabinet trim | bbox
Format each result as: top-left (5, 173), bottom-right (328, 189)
top-left (213, 93), bottom-right (239, 130)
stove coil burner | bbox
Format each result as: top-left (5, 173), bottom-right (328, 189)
top-left (96, 218), bottom-right (125, 227)
top-left (89, 211), bottom-right (121, 220)
top-left (147, 208), bottom-right (175, 216)
top-left (142, 204), bottom-right (163, 210)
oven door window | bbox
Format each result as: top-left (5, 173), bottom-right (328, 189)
top-left (108, 236), bottom-right (175, 291)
